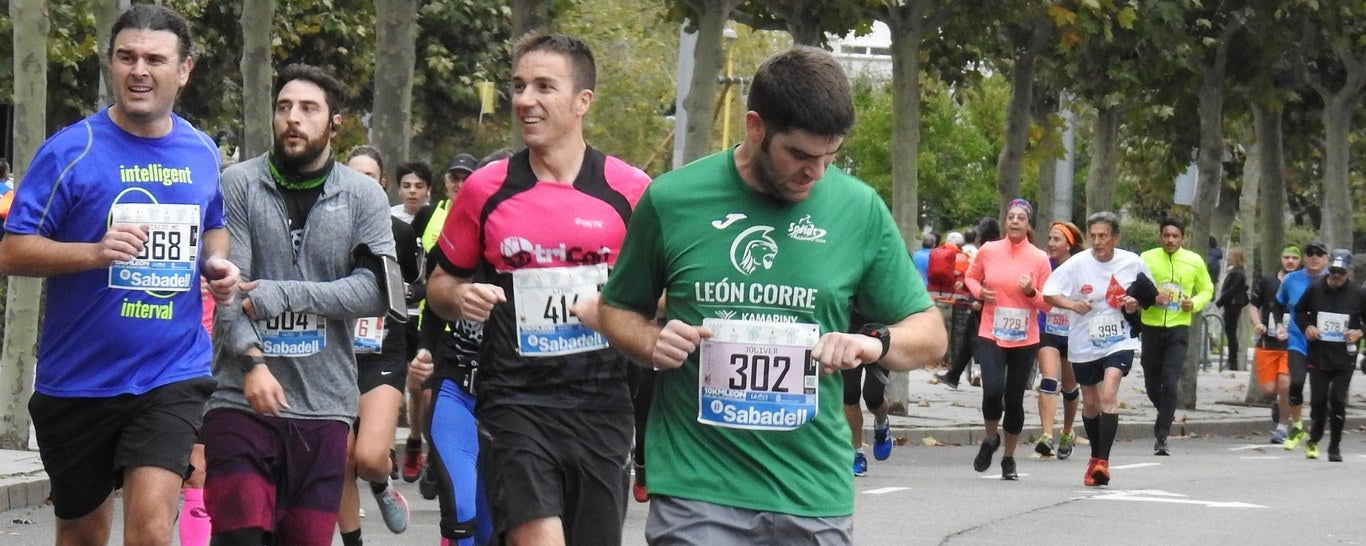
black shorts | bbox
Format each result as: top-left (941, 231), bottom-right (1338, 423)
top-left (479, 404), bottom-right (632, 542)
top-left (1071, 351), bottom-right (1134, 386)
top-left (1040, 333), bottom-right (1069, 360)
top-left (357, 353), bottom-right (406, 393)
top-left (30, 376), bottom-right (214, 520)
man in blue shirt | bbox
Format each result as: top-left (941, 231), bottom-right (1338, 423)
top-left (1274, 240), bottom-right (1330, 452)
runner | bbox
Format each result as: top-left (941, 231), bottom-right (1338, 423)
top-left (1042, 211), bottom-right (1155, 486)
top-left (0, 6), bottom-right (237, 544)
top-left (1291, 249), bottom-right (1364, 462)
top-left (1247, 245), bottom-right (1300, 443)
top-left (202, 63), bottom-right (395, 545)
top-left (1034, 221), bottom-right (1084, 460)
top-left (963, 199), bottom-right (1052, 480)
top-left (1274, 240), bottom-right (1331, 452)
top-left (595, 46), bottom-right (946, 543)
top-left (424, 34), bottom-right (651, 545)
top-left (844, 310), bottom-right (895, 477)
top-left (335, 146), bottom-right (417, 542)
top-left (1138, 218), bottom-right (1214, 456)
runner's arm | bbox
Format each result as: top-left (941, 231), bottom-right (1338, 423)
top-left (0, 226), bottom-right (147, 277)
top-left (426, 266), bottom-right (504, 323)
top-left (878, 307), bottom-right (947, 372)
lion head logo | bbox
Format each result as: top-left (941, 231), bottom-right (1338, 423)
top-left (730, 226), bottom-right (778, 275)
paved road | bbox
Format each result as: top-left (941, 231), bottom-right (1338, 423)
top-left (1, 433), bottom-right (1362, 544)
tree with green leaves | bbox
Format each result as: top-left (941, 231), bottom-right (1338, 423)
top-left (732, 0), bottom-right (869, 46)
top-left (666, 0), bottom-right (744, 164)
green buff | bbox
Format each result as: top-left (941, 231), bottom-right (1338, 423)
top-left (268, 152), bottom-right (333, 190)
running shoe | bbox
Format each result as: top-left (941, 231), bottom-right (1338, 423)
top-left (402, 438), bottom-right (424, 483)
top-left (1328, 444), bottom-right (1342, 462)
top-left (1283, 421), bottom-right (1305, 451)
top-left (1270, 429), bottom-right (1287, 445)
top-left (1057, 432), bottom-right (1075, 460)
top-left (873, 422), bottom-right (893, 461)
top-left (932, 372), bottom-right (959, 390)
top-left (1034, 434), bottom-right (1055, 458)
top-left (853, 451), bottom-right (868, 477)
top-left (418, 462), bottom-right (439, 501)
top-left (1001, 457), bottom-right (1018, 481)
top-left (373, 484), bottom-right (410, 534)
top-left (1154, 438), bottom-right (1169, 456)
top-left (1305, 441), bottom-right (1319, 460)
top-left (1089, 458), bottom-right (1110, 486)
top-left (633, 462), bottom-right (650, 503)
top-left (1084, 457), bottom-right (1099, 486)
top-left (973, 435), bottom-right (1000, 472)
top-left (969, 371), bottom-right (982, 387)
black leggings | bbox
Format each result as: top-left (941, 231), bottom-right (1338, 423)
top-left (1308, 366), bottom-right (1354, 445)
top-left (974, 338), bottom-right (1038, 435)
top-left (629, 366), bottom-right (656, 465)
top-left (1289, 351), bottom-right (1309, 406)
top-left (842, 364), bottom-right (888, 408)
top-left (1222, 306), bottom-right (1242, 369)
top-left (943, 306), bottom-right (981, 381)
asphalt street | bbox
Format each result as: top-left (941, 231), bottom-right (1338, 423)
top-left (0, 433), bottom-right (1361, 545)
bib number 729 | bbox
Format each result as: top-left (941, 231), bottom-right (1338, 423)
top-left (728, 354), bottom-right (791, 392)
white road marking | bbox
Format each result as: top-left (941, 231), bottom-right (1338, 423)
top-left (978, 473), bottom-right (1030, 479)
top-left (1107, 462), bottom-right (1161, 470)
top-left (863, 487), bottom-right (912, 495)
top-left (1229, 444), bottom-right (1277, 451)
top-left (1085, 489), bottom-right (1266, 509)
top-left (1239, 456), bottom-right (1283, 460)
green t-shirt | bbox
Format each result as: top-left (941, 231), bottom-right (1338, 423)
top-left (601, 148), bottom-right (931, 516)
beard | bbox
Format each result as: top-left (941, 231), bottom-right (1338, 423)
top-left (272, 132), bottom-right (330, 172)
top-left (752, 134), bottom-right (797, 204)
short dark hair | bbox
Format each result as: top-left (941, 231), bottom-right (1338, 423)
top-left (108, 4), bottom-right (194, 62)
top-left (747, 47), bottom-right (854, 138)
top-left (1159, 217), bottom-right (1186, 235)
top-left (977, 217), bottom-right (1002, 242)
top-left (395, 161), bottom-right (432, 186)
top-left (514, 33), bottom-right (596, 92)
top-left (920, 233), bottom-right (937, 249)
top-left (274, 63), bottom-right (346, 118)
top-left (0, 158), bottom-right (9, 178)
top-left (1087, 211), bottom-right (1122, 235)
top-left (964, 229), bottom-right (978, 245)
top-left (346, 145), bottom-right (384, 174)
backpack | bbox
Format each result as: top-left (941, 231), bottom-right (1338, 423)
top-left (926, 245), bottom-right (958, 290)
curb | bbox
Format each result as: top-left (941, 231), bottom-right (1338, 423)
top-left (879, 416), bottom-right (1366, 448)
top-left (0, 473), bottom-right (48, 513)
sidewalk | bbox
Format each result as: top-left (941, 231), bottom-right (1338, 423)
top-left (1, 366), bottom-right (1364, 512)
top-left (877, 366), bottom-right (1366, 447)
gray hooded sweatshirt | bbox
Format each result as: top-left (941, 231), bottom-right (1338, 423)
top-left (208, 154), bottom-right (395, 423)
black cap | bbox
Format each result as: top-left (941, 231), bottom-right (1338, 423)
top-left (1304, 240), bottom-right (1328, 256)
top-left (445, 153), bottom-right (478, 175)
top-left (1329, 249), bottom-right (1352, 271)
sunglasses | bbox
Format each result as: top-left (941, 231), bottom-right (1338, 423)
top-left (1305, 249), bottom-right (1327, 257)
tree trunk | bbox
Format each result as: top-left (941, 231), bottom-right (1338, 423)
top-left (94, 0), bottom-right (129, 109)
top-left (1030, 89), bottom-right (1058, 238)
top-left (785, 0), bottom-right (822, 46)
top-left (239, 0), bottom-right (275, 160)
top-left (1238, 129), bottom-right (1262, 401)
top-left (1254, 103), bottom-right (1285, 278)
top-left (0, 0), bottom-right (49, 450)
top-left (1181, 51), bottom-right (1229, 411)
top-left (511, 0), bottom-right (553, 41)
top-left (882, 4), bottom-right (927, 247)
top-left (1319, 93), bottom-right (1355, 251)
top-left (373, 0), bottom-right (419, 200)
top-left (1083, 105), bottom-right (1122, 217)
top-left (994, 21), bottom-right (1046, 219)
top-left (679, 0), bottom-right (737, 165)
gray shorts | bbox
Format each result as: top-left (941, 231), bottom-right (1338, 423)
top-left (645, 495), bottom-right (853, 546)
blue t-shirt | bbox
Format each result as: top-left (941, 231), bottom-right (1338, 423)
top-left (1275, 268), bottom-right (1325, 356)
top-left (912, 247), bottom-right (931, 285)
top-left (5, 109), bottom-right (223, 397)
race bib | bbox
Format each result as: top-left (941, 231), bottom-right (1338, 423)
top-left (698, 319), bottom-right (820, 431)
top-left (1044, 311), bottom-right (1070, 336)
top-left (1088, 314), bottom-right (1127, 349)
top-left (511, 264), bottom-right (609, 357)
top-left (1159, 282), bottom-right (1183, 312)
top-left (353, 316), bottom-right (385, 354)
top-left (108, 203), bottom-right (200, 292)
top-left (992, 307), bottom-right (1029, 342)
top-left (255, 311), bottom-right (325, 357)
top-left (1317, 312), bottom-right (1349, 343)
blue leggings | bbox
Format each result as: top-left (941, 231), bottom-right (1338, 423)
top-left (428, 379), bottom-right (494, 545)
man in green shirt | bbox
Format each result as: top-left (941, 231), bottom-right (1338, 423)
top-left (595, 47), bottom-right (946, 544)
top-left (1139, 217), bottom-right (1214, 455)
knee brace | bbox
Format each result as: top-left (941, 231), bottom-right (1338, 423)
top-left (1038, 377), bottom-right (1060, 396)
top-left (1062, 386), bottom-right (1080, 402)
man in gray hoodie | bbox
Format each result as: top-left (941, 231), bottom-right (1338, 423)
top-left (201, 63), bottom-right (395, 546)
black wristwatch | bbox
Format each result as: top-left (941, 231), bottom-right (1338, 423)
top-left (857, 323), bottom-right (891, 362)
top-left (241, 353), bottom-right (267, 375)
